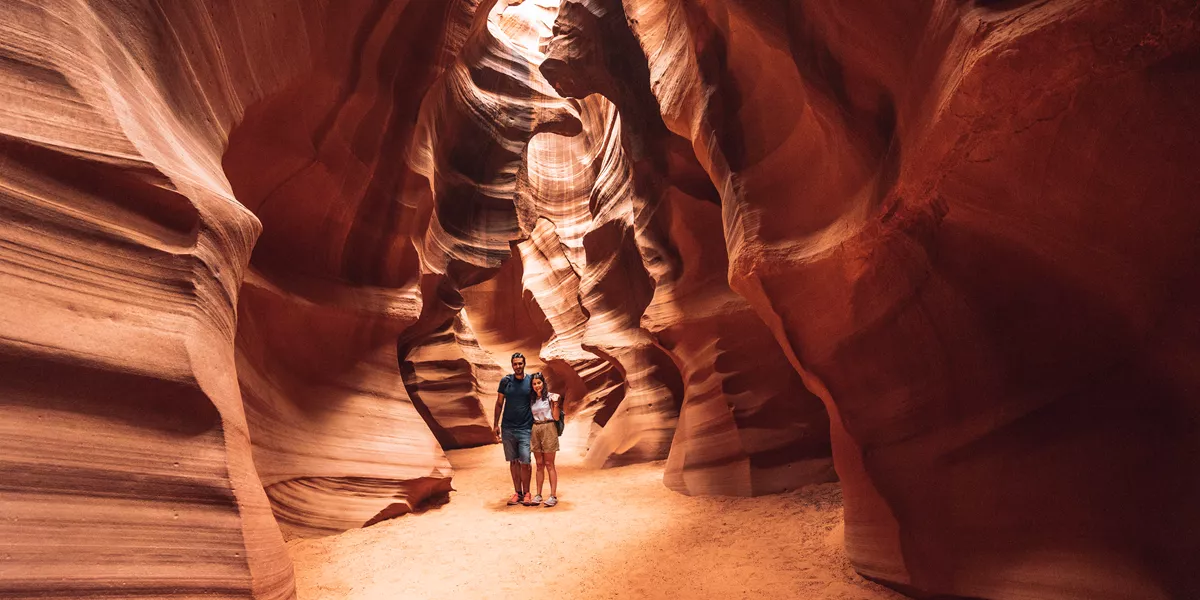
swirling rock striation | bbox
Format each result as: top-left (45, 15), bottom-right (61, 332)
top-left (1, 0), bottom-right (473, 596)
top-left (0, 0), bottom-right (296, 596)
top-left (620, 0), bottom-right (1200, 597)
top-left (542, 0), bottom-right (835, 490)
top-left (221, 0), bottom-right (473, 539)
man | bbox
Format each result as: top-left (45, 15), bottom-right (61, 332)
top-left (494, 352), bottom-right (534, 505)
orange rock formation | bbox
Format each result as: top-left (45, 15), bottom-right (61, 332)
top-left (593, 0), bottom-right (1200, 597)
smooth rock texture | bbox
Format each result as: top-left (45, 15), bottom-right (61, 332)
top-left (542, 0), bottom-right (835, 493)
top-left (399, 312), bottom-right (499, 450)
top-left (0, 0), bottom-right (471, 596)
top-left (234, 271), bottom-right (451, 538)
top-left (220, 0), bottom-right (468, 539)
top-left (407, 0), bottom-right (829, 479)
top-left (0, 0), bottom-right (288, 596)
top-left (619, 0), bottom-right (1200, 597)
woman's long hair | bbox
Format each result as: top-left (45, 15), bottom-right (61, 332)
top-left (529, 372), bottom-right (549, 401)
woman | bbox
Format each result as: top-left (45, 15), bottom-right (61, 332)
top-left (527, 372), bottom-right (560, 507)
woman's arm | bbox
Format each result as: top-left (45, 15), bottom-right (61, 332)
top-left (551, 394), bottom-right (561, 420)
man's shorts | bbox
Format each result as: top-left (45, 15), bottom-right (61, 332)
top-left (501, 427), bottom-right (531, 464)
top-left (532, 422), bottom-right (559, 453)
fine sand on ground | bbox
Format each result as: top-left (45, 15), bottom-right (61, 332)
top-left (288, 446), bottom-right (904, 600)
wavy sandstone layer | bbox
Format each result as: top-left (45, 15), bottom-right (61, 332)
top-left (615, 0), bottom-right (1200, 598)
top-left (219, 0), bottom-right (471, 539)
top-left (0, 0), bottom-right (824, 596)
top-left (0, 0), bottom-right (472, 596)
top-left (403, 0), bottom-right (833, 479)
top-left (542, 0), bottom-right (836, 491)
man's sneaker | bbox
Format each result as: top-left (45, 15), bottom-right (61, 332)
top-left (522, 492), bottom-right (534, 506)
top-left (532, 494), bottom-right (543, 506)
top-left (507, 493), bottom-right (521, 506)
top-left (544, 496), bottom-right (558, 507)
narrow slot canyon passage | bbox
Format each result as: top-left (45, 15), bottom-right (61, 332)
top-left (1, 1), bottom-right (1199, 599)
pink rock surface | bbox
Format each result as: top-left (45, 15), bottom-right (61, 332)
top-left (0, 0), bottom-right (472, 595)
top-left (219, 0), bottom-right (469, 539)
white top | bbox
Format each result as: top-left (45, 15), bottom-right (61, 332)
top-left (531, 392), bottom-right (559, 422)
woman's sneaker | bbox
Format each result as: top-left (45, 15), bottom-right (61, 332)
top-left (544, 496), bottom-right (558, 507)
top-left (532, 494), bottom-right (543, 506)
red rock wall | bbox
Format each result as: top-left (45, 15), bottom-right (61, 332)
top-left (220, 0), bottom-right (469, 539)
top-left (407, 0), bottom-right (833, 480)
top-left (0, 0), bottom-right (473, 596)
top-left (4, 2), bottom-right (824, 596)
top-left (1, 0), bottom-right (288, 595)
top-left (621, 0), bottom-right (1200, 597)
top-left (540, 0), bottom-right (835, 489)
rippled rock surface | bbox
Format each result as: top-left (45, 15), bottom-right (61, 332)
top-left (614, 0), bottom-right (1200, 597)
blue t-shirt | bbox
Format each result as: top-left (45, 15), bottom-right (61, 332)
top-left (499, 374), bottom-right (534, 430)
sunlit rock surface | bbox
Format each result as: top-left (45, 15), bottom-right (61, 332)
top-left (407, 0), bottom-right (830, 478)
top-left (0, 0), bottom-right (471, 596)
top-left (541, 0), bottom-right (836, 492)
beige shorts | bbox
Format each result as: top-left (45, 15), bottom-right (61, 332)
top-left (531, 422), bottom-right (559, 453)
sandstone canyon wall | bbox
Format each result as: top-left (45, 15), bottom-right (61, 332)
top-left (0, 0), bottom-right (469, 596)
top-left (0, 0), bottom-right (831, 597)
top-left (398, 0), bottom-right (834, 482)
top-left (584, 0), bottom-right (1198, 598)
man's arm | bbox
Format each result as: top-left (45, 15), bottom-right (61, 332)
top-left (493, 392), bottom-right (505, 439)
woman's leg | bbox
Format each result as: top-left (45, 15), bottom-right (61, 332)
top-left (535, 451), bottom-right (546, 497)
top-left (546, 452), bottom-right (558, 497)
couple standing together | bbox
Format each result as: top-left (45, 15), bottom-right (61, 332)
top-left (493, 352), bottom-right (561, 507)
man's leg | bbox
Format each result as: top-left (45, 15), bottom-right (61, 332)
top-left (502, 430), bottom-right (521, 496)
top-left (509, 460), bottom-right (522, 494)
top-left (519, 428), bottom-right (532, 496)
top-left (535, 452), bottom-right (545, 496)
top-left (502, 430), bottom-right (524, 505)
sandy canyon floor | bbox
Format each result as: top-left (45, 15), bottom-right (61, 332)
top-left (288, 446), bottom-right (904, 600)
